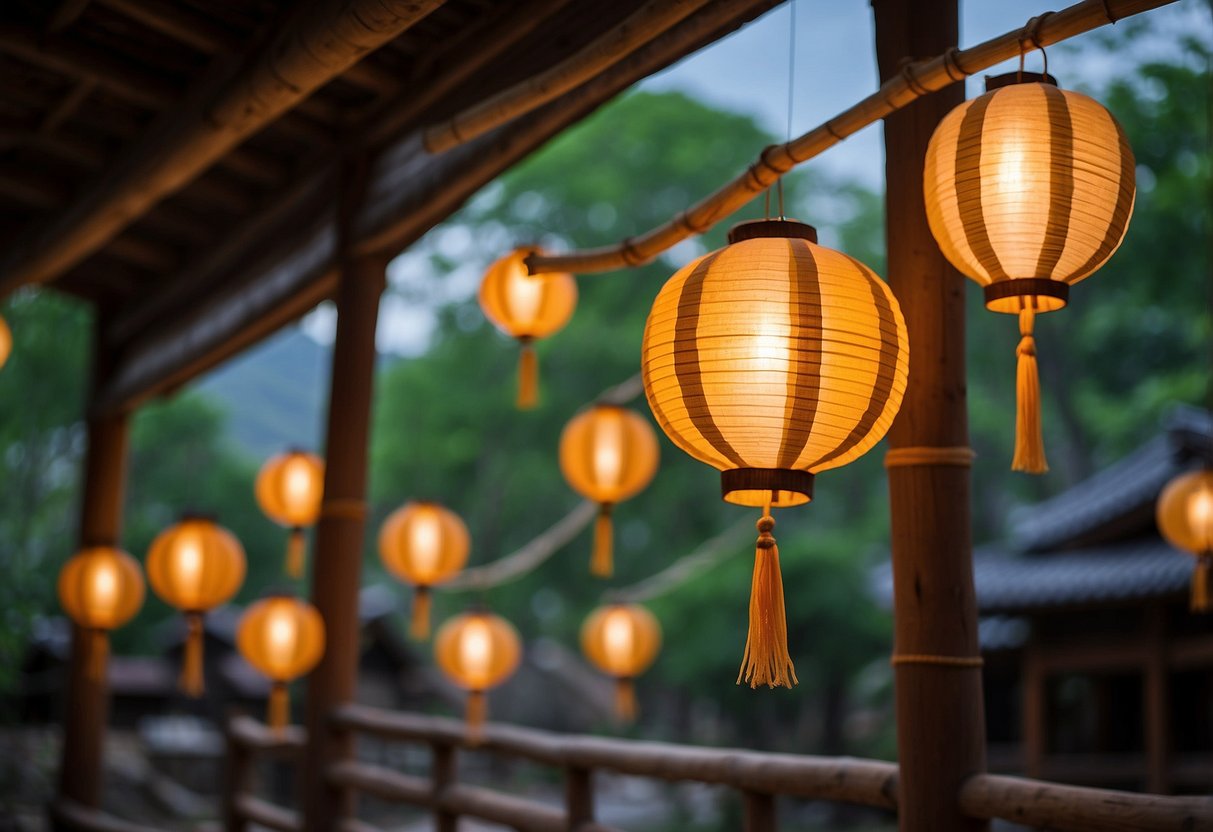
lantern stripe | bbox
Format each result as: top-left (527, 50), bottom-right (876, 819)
top-left (807, 256), bottom-right (900, 470)
top-left (954, 92), bottom-right (1010, 283)
top-left (673, 249), bottom-right (746, 468)
top-left (1068, 112), bottom-right (1135, 282)
top-left (776, 240), bottom-right (823, 469)
top-left (1034, 84), bottom-right (1075, 279)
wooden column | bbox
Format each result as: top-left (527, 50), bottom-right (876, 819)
top-left (301, 251), bottom-right (387, 832)
top-left (1021, 640), bottom-right (1046, 779)
top-left (58, 323), bottom-right (131, 813)
top-left (873, 1), bottom-right (988, 830)
top-left (1144, 605), bottom-right (1170, 794)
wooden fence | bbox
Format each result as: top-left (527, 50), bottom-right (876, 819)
top-left (221, 704), bottom-right (1213, 832)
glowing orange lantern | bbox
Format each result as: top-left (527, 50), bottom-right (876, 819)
top-left (146, 515), bottom-right (246, 696)
top-left (641, 218), bottom-right (908, 688)
top-left (1157, 469), bottom-right (1213, 612)
top-left (924, 73), bottom-right (1135, 473)
top-left (379, 501), bottom-right (470, 640)
top-left (479, 247), bottom-right (577, 409)
top-left (237, 594), bottom-right (325, 729)
top-left (560, 405), bottom-right (660, 577)
top-left (581, 603), bottom-right (661, 721)
top-left (0, 313), bottom-right (11, 370)
top-left (435, 609), bottom-right (521, 740)
top-left (58, 546), bottom-right (145, 680)
top-left (255, 450), bottom-right (324, 578)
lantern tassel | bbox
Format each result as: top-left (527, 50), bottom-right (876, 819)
top-left (410, 586), bottom-right (432, 641)
top-left (615, 677), bottom-right (637, 722)
top-left (591, 504), bottom-right (614, 578)
top-left (1193, 555), bottom-right (1212, 613)
top-left (181, 613), bottom-right (205, 698)
top-left (517, 341), bottom-right (538, 410)
top-left (285, 528), bottom-right (306, 578)
top-left (737, 508), bottom-right (798, 689)
top-left (268, 682), bottom-right (290, 731)
top-left (1012, 308), bottom-right (1048, 474)
top-left (87, 629), bottom-right (109, 683)
top-left (466, 690), bottom-right (487, 745)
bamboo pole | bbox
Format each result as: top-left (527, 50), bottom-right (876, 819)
top-left (874, 1), bottom-right (986, 831)
top-left (422, 0), bottom-right (714, 153)
top-left (526, 0), bottom-right (1179, 276)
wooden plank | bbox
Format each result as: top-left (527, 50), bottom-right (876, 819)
top-left (1021, 642), bottom-right (1046, 780)
top-left (1145, 606), bottom-right (1169, 794)
top-left (432, 744), bottom-right (458, 832)
top-left (743, 791), bottom-right (777, 832)
top-left (565, 766), bottom-right (595, 828)
top-left (959, 774), bottom-right (1213, 831)
top-left (232, 795), bottom-right (300, 832)
top-left (0, 0), bottom-right (447, 294)
top-left (49, 798), bottom-right (163, 832)
top-left (874, 1), bottom-right (986, 831)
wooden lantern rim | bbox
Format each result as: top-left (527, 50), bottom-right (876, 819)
top-left (984, 71), bottom-right (1059, 91)
top-left (983, 279), bottom-right (1070, 314)
top-left (721, 468), bottom-right (815, 507)
top-left (727, 218), bottom-right (818, 245)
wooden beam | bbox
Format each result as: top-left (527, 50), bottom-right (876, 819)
top-left (0, 0), bottom-right (447, 295)
top-left (874, 2), bottom-right (987, 832)
top-left (46, 0), bottom-right (95, 34)
top-left (1144, 606), bottom-right (1169, 794)
top-left (1021, 640), bottom-right (1045, 780)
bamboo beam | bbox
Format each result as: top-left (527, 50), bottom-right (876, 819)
top-left (959, 774), bottom-right (1213, 831)
top-left (0, 0), bottom-right (446, 295)
top-left (526, 0), bottom-right (1180, 276)
top-left (422, 0), bottom-right (713, 153)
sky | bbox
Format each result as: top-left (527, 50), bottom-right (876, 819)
top-left (297, 0), bottom-right (1211, 356)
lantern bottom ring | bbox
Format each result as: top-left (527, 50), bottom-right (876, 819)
top-left (983, 279), bottom-right (1069, 315)
top-left (721, 468), bottom-right (814, 508)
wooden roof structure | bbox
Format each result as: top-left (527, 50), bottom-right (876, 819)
top-left (0, 0), bottom-right (777, 412)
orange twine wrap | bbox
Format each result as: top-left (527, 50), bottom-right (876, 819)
top-left (591, 505), bottom-right (614, 578)
top-left (181, 613), bottom-right (205, 698)
top-left (737, 507), bottom-right (797, 689)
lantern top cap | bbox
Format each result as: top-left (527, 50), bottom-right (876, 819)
top-left (984, 71), bottom-right (1059, 92)
top-left (727, 218), bottom-right (817, 245)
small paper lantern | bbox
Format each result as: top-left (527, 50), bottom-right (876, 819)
top-left (434, 609), bottom-right (521, 741)
top-left (58, 546), bottom-right (145, 680)
top-left (379, 501), bottom-right (470, 640)
top-left (0, 313), bottom-right (11, 370)
top-left (559, 405), bottom-right (660, 577)
top-left (581, 603), bottom-right (661, 721)
top-left (255, 450), bottom-right (324, 578)
top-left (1157, 469), bottom-right (1213, 612)
top-left (237, 594), bottom-right (325, 730)
top-left (146, 515), bottom-right (246, 696)
top-left (924, 73), bottom-right (1135, 473)
top-left (479, 247), bottom-right (577, 409)
top-left (641, 218), bottom-right (908, 688)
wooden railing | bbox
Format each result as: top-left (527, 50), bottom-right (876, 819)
top-left (224, 705), bottom-right (1213, 832)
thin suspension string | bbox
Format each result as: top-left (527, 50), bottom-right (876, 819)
top-left (777, 0), bottom-right (797, 219)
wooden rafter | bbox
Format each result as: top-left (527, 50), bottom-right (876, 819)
top-left (0, 0), bottom-right (448, 296)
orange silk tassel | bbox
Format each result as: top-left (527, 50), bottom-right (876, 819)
top-left (87, 629), bottom-right (109, 683)
top-left (737, 507), bottom-right (797, 689)
top-left (410, 586), bottom-right (432, 641)
top-left (591, 504), bottom-right (614, 578)
top-left (268, 682), bottom-right (290, 731)
top-left (1012, 308), bottom-right (1048, 474)
top-left (517, 341), bottom-right (538, 410)
top-left (286, 528), bottom-right (306, 578)
top-left (615, 677), bottom-right (637, 722)
top-left (181, 613), bottom-right (205, 698)
top-left (466, 690), bottom-right (487, 745)
top-left (1193, 555), bottom-right (1211, 613)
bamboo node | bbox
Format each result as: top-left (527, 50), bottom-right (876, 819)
top-left (942, 47), bottom-right (969, 81)
top-left (890, 654), bottom-right (984, 668)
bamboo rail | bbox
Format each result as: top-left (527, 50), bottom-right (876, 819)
top-left (525, 0), bottom-right (1179, 276)
top-left (47, 798), bottom-right (164, 832)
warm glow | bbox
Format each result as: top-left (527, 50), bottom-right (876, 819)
top-left (560, 405), bottom-right (659, 506)
top-left (602, 608), bottom-right (635, 671)
top-left (435, 611), bottom-right (521, 693)
top-left (379, 501), bottom-right (470, 587)
top-left (592, 410), bottom-right (625, 489)
top-left (58, 546), bottom-right (145, 632)
top-left (1158, 470), bottom-right (1213, 556)
top-left (256, 451), bottom-right (324, 528)
top-left (408, 508), bottom-right (443, 577)
top-left (1189, 487), bottom-right (1213, 551)
top-left (460, 618), bottom-right (493, 685)
top-left (238, 596), bottom-right (325, 683)
top-left (581, 603), bottom-right (661, 679)
top-left (0, 313), bottom-right (11, 370)
top-left (91, 560), bottom-right (119, 618)
top-left (478, 248), bottom-right (577, 340)
top-left (147, 518), bottom-right (246, 614)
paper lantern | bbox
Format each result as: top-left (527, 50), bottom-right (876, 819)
top-left (237, 594), bottom-right (325, 730)
top-left (479, 247), bottom-right (577, 409)
top-left (0, 313), bottom-right (11, 370)
top-left (641, 218), bottom-right (908, 688)
top-left (1157, 469), bottom-right (1213, 612)
top-left (379, 501), bottom-right (470, 640)
top-left (434, 609), bottom-right (521, 740)
top-left (255, 450), bottom-right (324, 578)
top-left (58, 546), bottom-right (145, 680)
top-left (147, 515), bottom-right (246, 696)
top-left (924, 73), bottom-right (1135, 473)
top-left (581, 603), bottom-right (661, 721)
top-left (559, 405), bottom-right (660, 577)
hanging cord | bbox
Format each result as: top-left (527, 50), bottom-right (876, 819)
top-left (1018, 14), bottom-right (1051, 82)
top-left (776, 0), bottom-right (797, 219)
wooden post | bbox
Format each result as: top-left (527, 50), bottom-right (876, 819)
top-left (57, 321), bottom-right (130, 818)
top-left (873, 1), bottom-right (989, 830)
top-left (742, 791), bottom-right (776, 832)
top-left (300, 249), bottom-right (387, 832)
top-left (1144, 605), bottom-right (1169, 794)
top-left (433, 742), bottom-right (458, 832)
top-left (1022, 641), bottom-right (1046, 780)
top-left (223, 723), bottom-right (252, 832)
top-left (565, 766), bottom-right (594, 829)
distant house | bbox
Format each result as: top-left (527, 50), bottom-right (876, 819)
top-left (876, 406), bottom-right (1213, 795)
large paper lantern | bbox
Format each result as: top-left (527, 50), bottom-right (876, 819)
top-left (641, 218), bottom-right (908, 688)
top-left (147, 515), bottom-right (246, 696)
top-left (559, 405), bottom-right (660, 577)
top-left (379, 501), bottom-right (470, 640)
top-left (58, 546), bottom-right (145, 680)
top-left (1157, 469), bottom-right (1213, 612)
top-left (435, 609), bottom-right (521, 741)
top-left (0, 313), bottom-right (11, 370)
top-left (581, 603), bottom-right (661, 721)
top-left (237, 594), bottom-right (325, 730)
top-left (255, 450), bottom-right (324, 578)
top-left (479, 247), bottom-right (577, 409)
top-left (924, 73), bottom-right (1135, 473)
